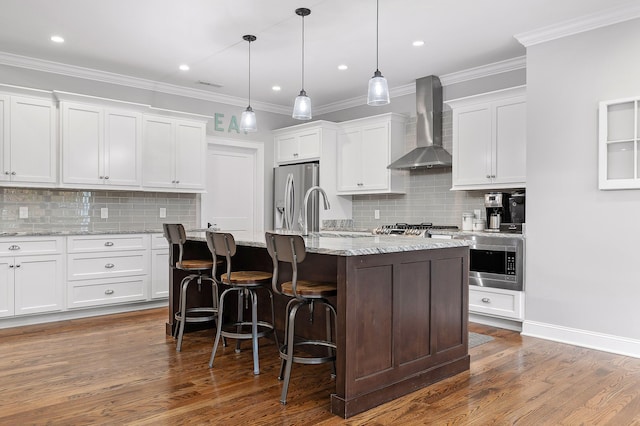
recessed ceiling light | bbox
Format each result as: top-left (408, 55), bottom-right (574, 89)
top-left (179, 64), bottom-right (190, 71)
top-left (50, 35), bottom-right (64, 43)
top-left (272, 85), bottom-right (281, 92)
top-left (412, 40), bottom-right (425, 47)
top-left (338, 64), bottom-right (348, 71)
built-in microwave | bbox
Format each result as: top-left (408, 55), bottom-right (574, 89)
top-left (453, 234), bottom-right (524, 291)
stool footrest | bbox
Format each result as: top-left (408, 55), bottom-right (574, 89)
top-left (279, 340), bottom-right (336, 365)
top-left (174, 307), bottom-right (217, 324)
top-left (220, 321), bottom-right (275, 340)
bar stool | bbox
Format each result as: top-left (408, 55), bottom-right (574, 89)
top-left (206, 231), bottom-right (277, 375)
top-left (265, 231), bottom-right (337, 405)
top-left (163, 223), bottom-right (219, 352)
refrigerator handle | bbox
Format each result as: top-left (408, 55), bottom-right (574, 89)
top-left (284, 173), bottom-right (294, 230)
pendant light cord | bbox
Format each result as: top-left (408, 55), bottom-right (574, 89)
top-left (248, 39), bottom-right (251, 107)
top-left (301, 13), bottom-right (305, 91)
top-left (376, 0), bottom-right (380, 72)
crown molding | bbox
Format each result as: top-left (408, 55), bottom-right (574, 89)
top-left (515, 2), bottom-right (640, 47)
top-left (0, 51), bottom-right (290, 115)
top-left (315, 56), bottom-right (526, 115)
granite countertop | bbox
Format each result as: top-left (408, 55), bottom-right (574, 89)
top-left (186, 230), bottom-right (469, 257)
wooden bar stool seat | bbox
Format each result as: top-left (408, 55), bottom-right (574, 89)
top-left (207, 231), bottom-right (277, 375)
top-left (163, 223), bottom-right (219, 352)
top-left (265, 231), bottom-right (337, 405)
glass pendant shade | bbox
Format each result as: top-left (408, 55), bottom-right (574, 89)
top-left (292, 90), bottom-right (312, 120)
top-left (240, 106), bottom-right (257, 132)
top-left (367, 70), bottom-right (390, 106)
top-left (293, 8), bottom-right (312, 120)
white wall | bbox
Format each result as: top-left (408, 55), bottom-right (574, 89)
top-left (524, 18), bottom-right (640, 356)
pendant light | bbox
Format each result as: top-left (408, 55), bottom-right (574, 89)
top-left (292, 7), bottom-right (312, 120)
top-left (367, 0), bottom-right (390, 106)
top-left (240, 34), bottom-right (258, 132)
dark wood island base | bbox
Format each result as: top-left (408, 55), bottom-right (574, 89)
top-left (170, 236), bottom-right (469, 418)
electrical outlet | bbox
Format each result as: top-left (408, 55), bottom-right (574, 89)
top-left (101, 207), bottom-right (108, 219)
top-left (374, 209), bottom-right (380, 220)
top-left (159, 208), bottom-right (167, 218)
top-left (19, 206), bottom-right (28, 219)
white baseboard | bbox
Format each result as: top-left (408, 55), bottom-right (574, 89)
top-left (0, 300), bottom-right (167, 330)
top-left (470, 313), bottom-right (522, 332)
top-left (522, 320), bottom-right (640, 359)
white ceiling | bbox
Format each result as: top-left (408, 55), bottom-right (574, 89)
top-left (0, 0), bottom-right (637, 114)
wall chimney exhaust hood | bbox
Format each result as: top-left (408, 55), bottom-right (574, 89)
top-left (387, 75), bottom-right (452, 170)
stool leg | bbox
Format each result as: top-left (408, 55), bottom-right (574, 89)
top-left (325, 304), bottom-right (336, 377)
top-left (235, 290), bottom-right (244, 353)
top-left (250, 289), bottom-right (260, 375)
top-left (279, 297), bottom-right (296, 380)
top-left (209, 288), bottom-right (230, 368)
top-left (268, 289), bottom-right (278, 350)
top-left (280, 301), bottom-right (302, 405)
top-left (176, 275), bottom-right (192, 352)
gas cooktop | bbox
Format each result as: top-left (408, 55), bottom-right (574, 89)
top-left (372, 223), bottom-right (459, 236)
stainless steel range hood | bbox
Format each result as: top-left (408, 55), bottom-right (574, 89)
top-left (387, 75), bottom-right (452, 170)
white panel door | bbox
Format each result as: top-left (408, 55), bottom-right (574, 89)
top-left (361, 123), bottom-right (389, 190)
top-left (151, 249), bottom-right (169, 299)
top-left (337, 128), bottom-right (362, 191)
top-left (175, 120), bottom-right (205, 190)
top-left (0, 257), bottom-right (14, 317)
top-left (105, 109), bottom-right (141, 186)
top-left (10, 96), bottom-right (56, 183)
top-left (454, 105), bottom-right (492, 186)
top-left (62, 103), bottom-right (103, 185)
top-left (143, 116), bottom-right (175, 188)
top-left (0, 95), bottom-right (8, 182)
top-left (204, 144), bottom-right (256, 240)
top-left (13, 254), bottom-right (63, 315)
top-left (493, 99), bottom-right (526, 185)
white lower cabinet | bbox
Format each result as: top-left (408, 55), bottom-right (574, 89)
top-left (150, 233), bottom-right (169, 299)
top-left (67, 234), bottom-right (150, 309)
top-left (0, 237), bottom-right (65, 318)
top-left (469, 286), bottom-right (524, 320)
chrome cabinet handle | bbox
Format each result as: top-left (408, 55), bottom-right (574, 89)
top-left (11, 171), bottom-right (16, 175)
top-left (4, 171), bottom-right (8, 175)
top-left (104, 242), bottom-right (114, 247)
top-left (8, 245), bottom-right (20, 251)
top-left (104, 176), bottom-right (109, 180)
top-left (99, 176), bottom-right (104, 179)
top-left (104, 289), bottom-right (114, 295)
top-left (175, 180), bottom-right (180, 184)
top-left (9, 264), bottom-right (14, 268)
top-left (105, 263), bottom-right (115, 269)
top-left (293, 153), bottom-right (299, 157)
top-left (15, 264), bottom-right (21, 268)
top-left (481, 297), bottom-right (491, 303)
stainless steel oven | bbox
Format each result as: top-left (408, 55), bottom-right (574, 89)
top-left (453, 234), bottom-right (524, 291)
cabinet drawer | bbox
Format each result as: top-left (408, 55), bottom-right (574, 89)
top-left (151, 233), bottom-right (169, 249)
top-left (0, 237), bottom-right (63, 256)
top-left (67, 234), bottom-right (148, 253)
top-left (67, 251), bottom-right (148, 281)
top-left (68, 277), bottom-right (147, 308)
top-left (469, 287), bottom-right (523, 320)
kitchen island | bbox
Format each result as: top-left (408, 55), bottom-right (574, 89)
top-left (170, 232), bottom-right (470, 418)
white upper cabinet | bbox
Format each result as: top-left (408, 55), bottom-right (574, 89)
top-left (142, 115), bottom-right (207, 192)
top-left (60, 100), bottom-right (142, 188)
top-left (0, 88), bottom-right (56, 187)
top-left (336, 113), bottom-right (407, 195)
top-left (598, 97), bottom-right (640, 190)
top-left (274, 126), bottom-right (321, 164)
top-left (448, 86), bottom-right (526, 190)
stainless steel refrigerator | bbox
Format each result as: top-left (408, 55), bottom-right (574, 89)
top-left (274, 163), bottom-right (319, 232)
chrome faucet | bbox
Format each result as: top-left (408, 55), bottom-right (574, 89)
top-left (302, 186), bottom-right (330, 235)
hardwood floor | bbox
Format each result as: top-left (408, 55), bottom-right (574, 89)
top-left (1, 308), bottom-right (638, 425)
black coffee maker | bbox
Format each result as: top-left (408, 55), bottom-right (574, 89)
top-left (509, 191), bottom-right (526, 224)
top-left (484, 192), bottom-right (510, 231)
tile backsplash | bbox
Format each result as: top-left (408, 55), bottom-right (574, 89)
top-left (352, 111), bottom-right (488, 229)
top-left (0, 188), bottom-right (198, 233)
